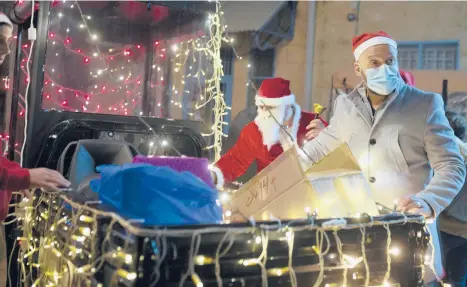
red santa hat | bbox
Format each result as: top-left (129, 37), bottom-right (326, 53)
top-left (0, 13), bottom-right (12, 28)
top-left (255, 77), bottom-right (295, 106)
top-left (399, 69), bottom-right (415, 86)
top-left (352, 31), bottom-right (397, 60)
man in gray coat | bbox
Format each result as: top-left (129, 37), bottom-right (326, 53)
top-left (301, 31), bottom-right (465, 285)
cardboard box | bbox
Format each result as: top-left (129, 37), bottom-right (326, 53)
top-left (227, 144), bottom-right (379, 221)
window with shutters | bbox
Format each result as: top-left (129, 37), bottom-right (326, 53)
top-left (398, 42), bottom-right (459, 70)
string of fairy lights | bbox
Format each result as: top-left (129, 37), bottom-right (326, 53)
top-left (10, 0), bottom-right (239, 161)
top-left (11, 187), bottom-right (429, 287)
top-left (4, 0), bottom-right (282, 160)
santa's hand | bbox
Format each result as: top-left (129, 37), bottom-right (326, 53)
top-left (306, 119), bottom-right (325, 140)
top-left (396, 195), bottom-right (433, 218)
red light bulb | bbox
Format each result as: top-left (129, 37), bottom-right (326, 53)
top-left (19, 111), bottom-right (24, 116)
top-left (85, 95), bottom-right (90, 101)
top-left (49, 32), bottom-right (55, 38)
top-left (136, 45), bottom-right (141, 49)
top-left (154, 41), bottom-right (159, 46)
top-left (62, 100), bottom-right (68, 106)
top-left (76, 49), bottom-right (82, 53)
top-left (65, 37), bottom-right (72, 44)
top-left (84, 57), bottom-right (90, 64)
top-left (45, 94), bottom-right (51, 99)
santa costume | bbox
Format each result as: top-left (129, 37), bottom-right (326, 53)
top-left (211, 78), bottom-right (327, 187)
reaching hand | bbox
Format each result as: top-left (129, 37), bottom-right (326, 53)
top-left (396, 195), bottom-right (433, 218)
top-left (29, 168), bottom-right (71, 191)
top-left (305, 119), bottom-right (325, 140)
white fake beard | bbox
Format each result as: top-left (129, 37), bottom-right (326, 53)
top-left (254, 105), bottom-right (290, 150)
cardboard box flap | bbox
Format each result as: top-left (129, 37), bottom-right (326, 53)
top-left (305, 143), bottom-right (361, 174)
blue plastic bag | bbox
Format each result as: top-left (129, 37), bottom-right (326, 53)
top-left (89, 163), bottom-right (223, 226)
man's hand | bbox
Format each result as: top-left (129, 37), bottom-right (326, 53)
top-left (29, 168), bottom-right (71, 191)
top-left (306, 119), bottom-right (325, 140)
top-left (396, 195), bottom-right (433, 218)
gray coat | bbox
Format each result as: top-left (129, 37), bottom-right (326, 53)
top-left (301, 82), bottom-right (466, 282)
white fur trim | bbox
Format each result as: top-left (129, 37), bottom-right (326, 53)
top-left (290, 103), bottom-right (301, 143)
top-left (354, 36), bottom-right (397, 60)
top-left (256, 93), bottom-right (295, 107)
top-left (279, 103), bottom-right (302, 149)
top-left (209, 165), bottom-right (225, 189)
top-left (0, 13), bottom-right (12, 28)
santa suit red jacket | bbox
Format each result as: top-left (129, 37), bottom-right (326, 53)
top-left (0, 158), bottom-right (30, 221)
top-left (212, 107), bottom-right (327, 186)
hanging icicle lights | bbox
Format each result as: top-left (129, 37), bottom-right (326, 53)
top-left (14, 0), bottom-right (229, 160)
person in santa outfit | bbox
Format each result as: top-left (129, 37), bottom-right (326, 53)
top-left (210, 77), bottom-right (327, 187)
top-left (299, 31), bottom-right (465, 286)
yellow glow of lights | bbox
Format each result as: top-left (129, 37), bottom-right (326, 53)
top-left (79, 215), bottom-right (94, 223)
top-left (255, 236), bottom-right (261, 244)
top-left (219, 192), bottom-right (230, 203)
top-left (191, 274), bottom-right (204, 287)
top-left (388, 246), bottom-right (401, 256)
top-left (125, 254), bottom-right (132, 264)
top-left (117, 269), bottom-right (137, 281)
top-left (71, 235), bottom-right (85, 242)
top-left (239, 258), bottom-right (260, 266)
top-left (194, 255), bottom-right (214, 265)
top-left (342, 254), bottom-right (363, 268)
top-left (267, 267), bottom-right (288, 277)
top-left (80, 227), bottom-right (91, 236)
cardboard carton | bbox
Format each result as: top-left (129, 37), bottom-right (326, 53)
top-left (226, 144), bottom-right (379, 221)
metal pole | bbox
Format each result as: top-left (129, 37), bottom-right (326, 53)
top-left (162, 57), bottom-right (172, 118)
top-left (442, 79), bottom-right (448, 108)
top-left (7, 25), bottom-right (23, 161)
top-left (304, 1), bottom-right (317, 111)
top-left (24, 1), bottom-right (50, 168)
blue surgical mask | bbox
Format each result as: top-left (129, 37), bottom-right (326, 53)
top-left (363, 64), bottom-right (400, 96)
